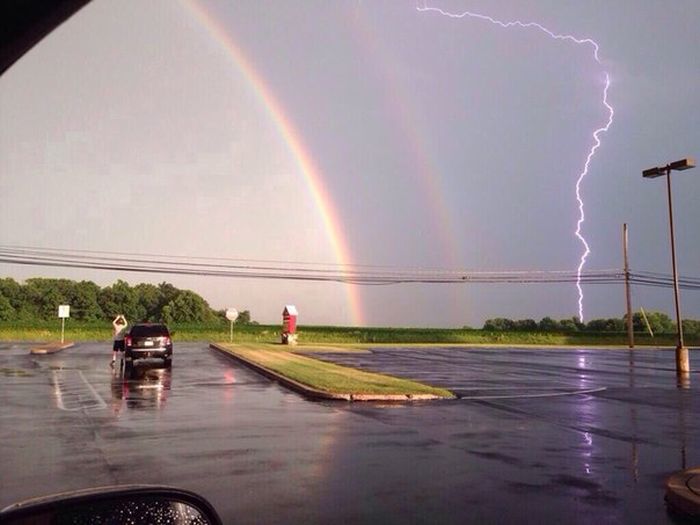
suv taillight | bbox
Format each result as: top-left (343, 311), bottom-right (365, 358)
top-left (162, 336), bottom-right (171, 345)
top-left (125, 335), bottom-right (132, 347)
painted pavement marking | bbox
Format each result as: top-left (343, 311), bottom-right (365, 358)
top-left (52, 369), bottom-right (106, 411)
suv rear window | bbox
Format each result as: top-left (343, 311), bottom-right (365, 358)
top-left (129, 324), bottom-right (170, 337)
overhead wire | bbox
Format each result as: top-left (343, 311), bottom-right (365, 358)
top-left (0, 244), bottom-right (697, 289)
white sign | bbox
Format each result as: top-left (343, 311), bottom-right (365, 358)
top-left (225, 308), bottom-right (239, 322)
top-left (58, 305), bottom-right (70, 318)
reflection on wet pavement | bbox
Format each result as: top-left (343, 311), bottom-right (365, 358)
top-left (111, 361), bottom-right (172, 413)
top-left (0, 343), bottom-right (697, 524)
top-left (313, 346), bottom-right (698, 522)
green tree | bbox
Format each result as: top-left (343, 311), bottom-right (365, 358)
top-left (157, 282), bottom-right (179, 315)
top-left (586, 318), bottom-right (624, 332)
top-left (23, 278), bottom-right (71, 319)
top-left (514, 319), bottom-right (537, 331)
top-left (0, 278), bottom-right (23, 310)
top-left (134, 283), bottom-right (161, 321)
top-left (682, 319), bottom-right (700, 338)
top-left (538, 317), bottom-right (559, 332)
top-left (0, 294), bottom-right (14, 321)
top-left (558, 318), bottom-right (579, 332)
top-left (629, 311), bottom-right (674, 334)
top-left (483, 318), bottom-right (515, 331)
top-left (235, 310), bottom-right (252, 325)
top-left (161, 290), bottom-right (216, 324)
top-left (99, 280), bottom-right (144, 321)
top-left (0, 277), bottom-right (245, 325)
top-left (69, 280), bottom-right (104, 320)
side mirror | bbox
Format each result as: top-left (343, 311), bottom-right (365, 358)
top-left (0, 485), bottom-right (222, 525)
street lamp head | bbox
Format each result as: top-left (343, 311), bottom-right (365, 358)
top-left (669, 157), bottom-right (695, 171)
top-left (642, 157), bottom-right (695, 178)
top-left (642, 166), bottom-right (664, 178)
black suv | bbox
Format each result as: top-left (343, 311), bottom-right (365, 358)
top-left (124, 323), bottom-right (173, 367)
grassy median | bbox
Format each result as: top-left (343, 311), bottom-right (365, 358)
top-left (217, 343), bottom-right (453, 398)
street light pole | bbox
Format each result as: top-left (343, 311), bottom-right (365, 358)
top-left (664, 166), bottom-right (685, 353)
top-left (642, 157), bottom-right (695, 378)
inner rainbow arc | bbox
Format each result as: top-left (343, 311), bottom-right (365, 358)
top-left (182, 0), bottom-right (364, 326)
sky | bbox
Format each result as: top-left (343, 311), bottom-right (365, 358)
top-left (1, 0), bottom-right (699, 327)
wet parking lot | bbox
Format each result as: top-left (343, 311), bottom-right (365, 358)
top-left (0, 342), bottom-right (698, 524)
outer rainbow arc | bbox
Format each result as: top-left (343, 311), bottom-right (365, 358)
top-left (347, 8), bottom-right (462, 271)
top-left (182, 0), bottom-right (364, 326)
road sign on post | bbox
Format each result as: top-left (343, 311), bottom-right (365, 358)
top-left (226, 308), bottom-right (238, 343)
top-left (58, 305), bottom-right (70, 344)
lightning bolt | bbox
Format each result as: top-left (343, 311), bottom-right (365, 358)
top-left (417, 4), bottom-right (614, 321)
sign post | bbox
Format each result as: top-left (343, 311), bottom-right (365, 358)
top-left (58, 305), bottom-right (70, 344)
top-left (225, 308), bottom-right (238, 343)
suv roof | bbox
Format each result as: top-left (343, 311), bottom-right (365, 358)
top-left (129, 323), bottom-right (170, 337)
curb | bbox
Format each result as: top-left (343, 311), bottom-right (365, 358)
top-left (209, 343), bottom-right (449, 402)
top-left (666, 466), bottom-right (700, 517)
top-left (30, 342), bottom-right (75, 355)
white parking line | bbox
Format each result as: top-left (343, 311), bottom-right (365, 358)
top-left (458, 386), bottom-right (607, 400)
top-left (52, 370), bottom-right (106, 411)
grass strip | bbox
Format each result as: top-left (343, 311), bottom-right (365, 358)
top-left (1, 321), bottom-right (694, 346)
top-left (217, 343), bottom-right (453, 398)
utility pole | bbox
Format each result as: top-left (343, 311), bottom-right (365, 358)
top-left (623, 224), bottom-right (634, 348)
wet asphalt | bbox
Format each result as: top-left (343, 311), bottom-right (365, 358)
top-left (0, 342), bottom-right (697, 524)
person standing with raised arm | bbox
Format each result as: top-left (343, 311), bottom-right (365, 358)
top-left (111, 314), bottom-right (128, 366)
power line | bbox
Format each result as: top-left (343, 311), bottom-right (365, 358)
top-left (0, 244), bottom-right (698, 289)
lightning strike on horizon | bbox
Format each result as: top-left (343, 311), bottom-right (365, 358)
top-left (417, 4), bottom-right (615, 321)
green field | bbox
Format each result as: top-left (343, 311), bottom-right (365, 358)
top-left (216, 343), bottom-right (453, 397)
top-left (0, 320), bottom-right (695, 347)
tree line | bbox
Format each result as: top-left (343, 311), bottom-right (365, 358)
top-left (0, 277), bottom-right (254, 325)
top-left (482, 313), bottom-right (700, 337)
